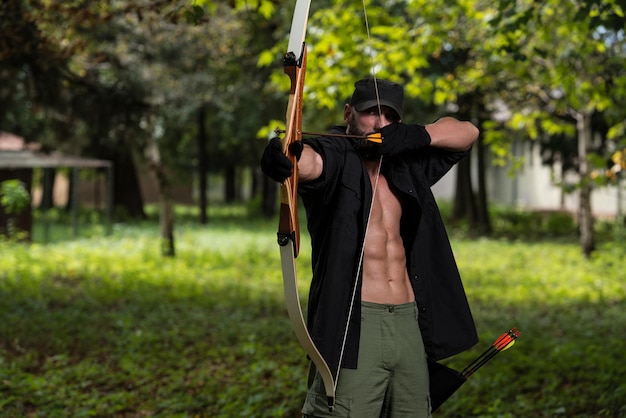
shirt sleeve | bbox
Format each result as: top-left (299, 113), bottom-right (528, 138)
top-left (420, 147), bottom-right (471, 186)
top-left (299, 135), bottom-right (353, 200)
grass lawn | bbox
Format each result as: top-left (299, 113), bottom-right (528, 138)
top-left (0, 207), bottom-right (625, 417)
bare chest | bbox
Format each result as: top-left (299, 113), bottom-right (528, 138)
top-left (365, 162), bottom-right (402, 225)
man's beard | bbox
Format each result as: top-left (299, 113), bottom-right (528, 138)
top-left (348, 115), bottom-right (379, 160)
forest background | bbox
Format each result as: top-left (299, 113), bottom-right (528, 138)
top-left (0, 0), bottom-right (625, 416)
top-left (1, 0), bottom-right (625, 256)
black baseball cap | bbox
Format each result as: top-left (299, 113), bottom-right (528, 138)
top-left (349, 78), bottom-right (404, 120)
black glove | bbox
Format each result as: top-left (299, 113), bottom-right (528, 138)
top-left (378, 123), bottom-right (431, 158)
top-left (260, 137), bottom-right (303, 183)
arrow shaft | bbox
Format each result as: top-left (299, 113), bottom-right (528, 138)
top-left (274, 128), bottom-right (382, 143)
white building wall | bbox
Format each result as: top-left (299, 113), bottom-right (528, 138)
top-left (430, 143), bottom-right (624, 220)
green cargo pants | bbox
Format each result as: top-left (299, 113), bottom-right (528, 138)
top-left (302, 301), bottom-right (431, 418)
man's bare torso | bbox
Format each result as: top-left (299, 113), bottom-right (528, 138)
top-left (361, 161), bottom-right (415, 304)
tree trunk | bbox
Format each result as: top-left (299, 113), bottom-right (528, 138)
top-left (471, 95), bottom-right (491, 235)
top-left (453, 93), bottom-right (488, 235)
top-left (111, 143), bottom-right (146, 219)
top-left (224, 166), bottom-right (236, 203)
top-left (453, 155), bottom-right (477, 224)
top-left (251, 166), bottom-right (259, 200)
top-left (197, 105), bottom-right (208, 225)
top-left (475, 126), bottom-right (492, 235)
top-left (159, 196), bottom-right (175, 257)
top-left (261, 174), bottom-right (277, 219)
top-left (41, 168), bottom-right (55, 210)
top-left (145, 124), bottom-right (176, 258)
top-left (64, 169), bottom-right (75, 212)
top-left (576, 111), bottom-right (595, 257)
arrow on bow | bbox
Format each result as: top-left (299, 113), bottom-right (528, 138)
top-left (276, 0), bottom-right (336, 412)
top-left (274, 128), bottom-right (383, 143)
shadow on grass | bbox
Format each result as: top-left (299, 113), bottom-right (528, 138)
top-left (0, 272), bottom-right (308, 417)
top-left (3, 272), bottom-right (625, 417)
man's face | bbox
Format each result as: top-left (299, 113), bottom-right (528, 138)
top-left (345, 105), bottom-right (400, 136)
top-left (345, 105), bottom-right (400, 158)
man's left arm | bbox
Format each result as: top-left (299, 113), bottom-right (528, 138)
top-left (425, 117), bottom-right (479, 151)
top-left (378, 117), bottom-right (479, 158)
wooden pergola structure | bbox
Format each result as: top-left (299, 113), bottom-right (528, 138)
top-left (0, 148), bottom-right (113, 241)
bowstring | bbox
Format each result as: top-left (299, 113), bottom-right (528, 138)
top-left (334, 0), bottom-right (384, 392)
top-left (361, 0), bottom-right (383, 118)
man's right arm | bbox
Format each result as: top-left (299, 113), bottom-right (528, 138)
top-left (261, 138), bottom-right (323, 183)
top-left (297, 144), bottom-right (324, 182)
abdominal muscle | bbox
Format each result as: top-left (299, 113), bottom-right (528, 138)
top-left (361, 164), bottom-right (415, 305)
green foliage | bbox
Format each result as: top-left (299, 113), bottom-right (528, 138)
top-left (489, 208), bottom-right (577, 240)
top-left (485, 0), bottom-right (626, 171)
top-left (256, 0), bottom-right (626, 190)
top-left (0, 207), bottom-right (625, 416)
top-left (0, 180), bottom-right (29, 215)
top-left (0, 180), bottom-right (31, 240)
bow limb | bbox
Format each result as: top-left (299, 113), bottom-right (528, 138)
top-left (277, 0), bottom-right (336, 411)
top-left (279, 243), bottom-right (336, 412)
